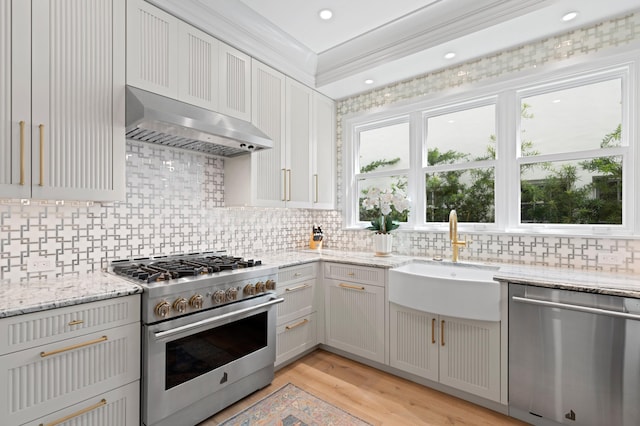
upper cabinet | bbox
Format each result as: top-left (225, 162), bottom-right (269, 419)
top-left (0, 0), bottom-right (126, 201)
top-left (126, 0), bottom-right (250, 120)
top-left (225, 60), bottom-right (335, 209)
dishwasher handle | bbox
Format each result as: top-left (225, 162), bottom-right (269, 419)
top-left (512, 295), bottom-right (640, 321)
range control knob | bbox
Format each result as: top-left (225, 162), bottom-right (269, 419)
top-left (226, 287), bottom-right (238, 301)
top-left (154, 301), bottom-right (171, 318)
top-left (212, 290), bottom-right (225, 304)
top-left (189, 294), bottom-right (204, 309)
top-left (173, 297), bottom-right (188, 313)
top-left (243, 283), bottom-right (256, 296)
top-left (255, 281), bottom-right (266, 293)
top-left (265, 279), bottom-right (276, 290)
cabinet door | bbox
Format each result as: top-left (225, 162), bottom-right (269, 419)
top-left (439, 315), bottom-right (501, 401)
top-left (219, 42), bottom-right (251, 121)
top-left (31, 0), bottom-right (125, 201)
top-left (126, 0), bottom-right (178, 98)
top-left (0, 0), bottom-right (31, 198)
top-left (325, 278), bottom-right (385, 363)
top-left (276, 313), bottom-right (316, 368)
top-left (285, 78), bottom-right (312, 208)
top-left (250, 59), bottom-right (286, 207)
top-left (177, 22), bottom-right (219, 110)
top-left (312, 92), bottom-right (335, 209)
top-left (389, 303), bottom-right (439, 382)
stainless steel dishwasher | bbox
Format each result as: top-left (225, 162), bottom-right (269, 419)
top-left (509, 283), bottom-right (640, 426)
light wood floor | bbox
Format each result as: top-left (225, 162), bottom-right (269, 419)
top-left (199, 349), bottom-right (527, 425)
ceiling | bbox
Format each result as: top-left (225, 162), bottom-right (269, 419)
top-left (149, 0), bottom-right (640, 100)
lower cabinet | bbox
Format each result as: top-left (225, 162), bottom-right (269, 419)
top-left (324, 263), bottom-right (386, 364)
top-left (390, 303), bottom-right (501, 402)
top-left (275, 263), bottom-right (318, 367)
top-left (0, 295), bottom-right (141, 426)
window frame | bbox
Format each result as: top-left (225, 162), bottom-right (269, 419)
top-left (343, 52), bottom-right (638, 236)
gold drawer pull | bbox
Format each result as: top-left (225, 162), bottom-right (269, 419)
top-left (19, 120), bottom-right (25, 185)
top-left (339, 283), bottom-right (365, 291)
top-left (431, 318), bottom-right (436, 344)
top-left (40, 336), bottom-right (107, 357)
top-left (285, 284), bottom-right (309, 292)
top-left (68, 319), bottom-right (84, 326)
top-left (347, 272), bottom-right (355, 276)
top-left (40, 398), bottom-right (107, 426)
top-left (293, 272), bottom-right (302, 277)
top-left (285, 318), bottom-right (309, 330)
top-left (441, 320), bottom-right (445, 346)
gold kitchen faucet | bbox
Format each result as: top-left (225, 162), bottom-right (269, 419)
top-left (449, 209), bottom-right (467, 263)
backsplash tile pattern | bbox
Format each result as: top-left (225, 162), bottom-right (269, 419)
top-left (2, 12), bottom-right (640, 284)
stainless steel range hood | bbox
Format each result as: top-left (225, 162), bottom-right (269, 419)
top-left (125, 86), bottom-right (272, 157)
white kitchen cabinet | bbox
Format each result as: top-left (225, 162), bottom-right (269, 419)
top-left (177, 22), bottom-right (219, 111)
top-left (275, 263), bottom-right (318, 367)
top-left (1, 0), bottom-right (125, 201)
top-left (324, 263), bottom-right (386, 363)
top-left (285, 78), bottom-right (313, 208)
top-left (218, 43), bottom-right (252, 121)
top-left (390, 303), bottom-right (501, 402)
top-left (311, 91), bottom-right (336, 209)
top-left (0, 295), bottom-right (141, 426)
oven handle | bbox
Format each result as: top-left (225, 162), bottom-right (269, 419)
top-left (512, 296), bottom-right (640, 321)
top-left (153, 296), bottom-right (284, 340)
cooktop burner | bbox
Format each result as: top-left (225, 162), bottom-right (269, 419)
top-left (112, 253), bottom-right (262, 283)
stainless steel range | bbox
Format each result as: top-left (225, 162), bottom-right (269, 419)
top-left (111, 252), bottom-right (283, 426)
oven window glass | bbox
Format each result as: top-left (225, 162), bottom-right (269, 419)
top-left (165, 312), bottom-right (267, 389)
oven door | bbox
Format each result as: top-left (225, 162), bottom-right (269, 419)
top-left (142, 293), bottom-right (283, 426)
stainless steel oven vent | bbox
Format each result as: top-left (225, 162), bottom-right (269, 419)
top-left (125, 86), bottom-right (272, 157)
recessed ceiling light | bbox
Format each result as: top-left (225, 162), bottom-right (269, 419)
top-left (552, 99), bottom-right (561, 103)
top-left (319, 9), bottom-right (333, 20)
top-left (364, 79), bottom-right (374, 85)
top-left (444, 52), bottom-right (456, 59)
top-left (562, 11), bottom-right (578, 22)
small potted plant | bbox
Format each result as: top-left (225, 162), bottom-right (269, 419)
top-left (361, 187), bottom-right (410, 256)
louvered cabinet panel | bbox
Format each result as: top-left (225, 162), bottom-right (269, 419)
top-left (311, 91), bottom-right (335, 209)
top-left (24, 381), bottom-right (139, 426)
top-left (389, 303), bottom-right (439, 381)
top-left (219, 42), bottom-right (251, 121)
top-left (31, 0), bottom-right (125, 201)
top-left (325, 278), bottom-right (385, 363)
top-left (126, 0), bottom-right (178, 98)
top-left (439, 315), bottom-right (500, 401)
top-left (0, 0), bottom-right (30, 198)
top-left (276, 279), bottom-right (315, 325)
top-left (177, 22), bottom-right (219, 111)
top-left (285, 78), bottom-right (312, 208)
top-left (324, 262), bottom-right (386, 287)
top-left (275, 313), bottom-right (316, 368)
top-left (0, 295), bottom-right (140, 355)
top-left (0, 322), bottom-right (140, 426)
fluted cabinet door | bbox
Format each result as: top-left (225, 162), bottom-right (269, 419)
top-left (177, 22), bottom-right (219, 111)
top-left (312, 92), bottom-right (335, 209)
top-left (0, 0), bottom-right (31, 198)
top-left (31, 0), bottom-right (125, 201)
top-left (286, 78), bottom-right (312, 208)
top-left (219, 42), bottom-right (251, 121)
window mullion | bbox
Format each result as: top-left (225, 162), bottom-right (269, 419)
top-left (497, 90), bottom-right (518, 230)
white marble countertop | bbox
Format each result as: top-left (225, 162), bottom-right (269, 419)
top-left (0, 272), bottom-right (142, 319)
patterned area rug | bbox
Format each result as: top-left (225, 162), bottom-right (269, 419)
top-left (219, 383), bottom-right (372, 426)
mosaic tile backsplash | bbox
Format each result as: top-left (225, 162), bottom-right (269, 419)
top-left (2, 11), bottom-right (640, 283)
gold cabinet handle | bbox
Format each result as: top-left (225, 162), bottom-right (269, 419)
top-left (432, 318), bottom-right (436, 344)
top-left (282, 168), bottom-right (286, 201)
top-left (347, 272), bottom-right (355, 276)
top-left (314, 173), bottom-right (318, 203)
top-left (68, 319), bottom-right (84, 326)
top-left (285, 318), bottom-right (309, 330)
top-left (19, 120), bottom-right (25, 185)
top-left (40, 335), bottom-right (107, 357)
top-left (293, 272), bottom-right (302, 277)
top-left (441, 320), bottom-right (445, 346)
top-left (40, 399), bottom-right (107, 426)
top-left (285, 283), bottom-right (309, 292)
top-left (39, 124), bottom-right (44, 186)
top-left (287, 169), bottom-right (291, 201)
top-left (339, 283), bottom-right (365, 291)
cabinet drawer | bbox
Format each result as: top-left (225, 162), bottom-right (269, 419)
top-left (0, 295), bottom-right (140, 355)
top-left (278, 263), bottom-right (317, 284)
top-left (0, 322), bottom-right (140, 426)
top-left (276, 313), bottom-right (316, 368)
top-left (324, 262), bottom-right (385, 287)
top-left (276, 280), bottom-right (315, 325)
top-left (24, 381), bottom-right (140, 426)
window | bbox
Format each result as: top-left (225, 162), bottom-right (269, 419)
top-left (344, 59), bottom-right (635, 235)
